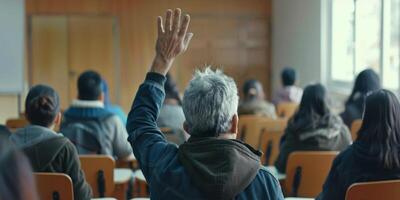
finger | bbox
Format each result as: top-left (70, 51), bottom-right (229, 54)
top-left (172, 8), bottom-right (181, 34)
top-left (184, 32), bottom-right (194, 50)
top-left (165, 9), bottom-right (172, 33)
top-left (157, 16), bottom-right (164, 35)
top-left (178, 14), bottom-right (190, 37)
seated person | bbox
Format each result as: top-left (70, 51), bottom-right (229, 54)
top-left (340, 69), bottom-right (381, 128)
top-left (272, 67), bottom-right (303, 105)
top-left (238, 79), bottom-right (277, 119)
top-left (102, 79), bottom-right (128, 125)
top-left (9, 85), bottom-right (92, 200)
top-left (127, 8), bottom-right (284, 199)
top-left (60, 71), bottom-right (133, 159)
top-left (157, 73), bottom-right (188, 144)
top-left (317, 90), bottom-right (400, 200)
top-left (275, 83), bottom-right (352, 173)
top-left (0, 125), bottom-right (11, 137)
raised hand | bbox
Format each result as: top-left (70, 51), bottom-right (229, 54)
top-left (150, 8), bottom-right (193, 75)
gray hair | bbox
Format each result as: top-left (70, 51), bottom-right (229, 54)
top-left (182, 67), bottom-right (239, 137)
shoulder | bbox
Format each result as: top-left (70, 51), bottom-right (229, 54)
top-left (258, 166), bottom-right (281, 185)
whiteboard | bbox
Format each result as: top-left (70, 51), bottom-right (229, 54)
top-left (0, 0), bottom-right (24, 93)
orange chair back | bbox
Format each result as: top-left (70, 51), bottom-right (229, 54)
top-left (6, 118), bottom-right (29, 132)
top-left (238, 115), bottom-right (269, 149)
top-left (259, 118), bottom-right (287, 165)
top-left (346, 180), bottom-right (400, 200)
top-left (35, 172), bottom-right (74, 200)
top-left (285, 151), bottom-right (339, 198)
top-left (79, 155), bottom-right (115, 197)
top-left (350, 119), bottom-right (362, 141)
top-left (277, 103), bottom-right (298, 119)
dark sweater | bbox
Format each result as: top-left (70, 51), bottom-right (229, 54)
top-left (317, 140), bottom-right (400, 200)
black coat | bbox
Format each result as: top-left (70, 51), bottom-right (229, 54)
top-left (317, 140), bottom-right (400, 200)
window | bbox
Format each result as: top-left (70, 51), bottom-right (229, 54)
top-left (329, 0), bottom-right (400, 91)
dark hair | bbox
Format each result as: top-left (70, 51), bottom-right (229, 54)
top-left (358, 90), bottom-right (400, 169)
top-left (243, 79), bottom-right (263, 100)
top-left (165, 73), bottom-right (182, 105)
top-left (281, 67), bottom-right (296, 86)
top-left (290, 83), bottom-right (330, 132)
top-left (78, 70), bottom-right (102, 100)
top-left (0, 138), bottom-right (38, 200)
top-left (346, 69), bottom-right (380, 109)
top-left (25, 85), bottom-right (60, 127)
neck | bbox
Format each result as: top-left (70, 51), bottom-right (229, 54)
top-left (218, 133), bottom-right (237, 140)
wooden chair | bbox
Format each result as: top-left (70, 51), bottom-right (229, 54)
top-left (35, 172), bottom-right (74, 200)
top-left (285, 151), bottom-right (339, 198)
top-left (79, 155), bottom-right (115, 198)
top-left (238, 115), bottom-right (270, 149)
top-left (259, 118), bottom-right (287, 165)
top-left (346, 180), bottom-right (400, 200)
top-left (5, 118), bottom-right (29, 132)
top-left (277, 103), bottom-right (298, 119)
top-left (350, 119), bottom-right (362, 141)
top-left (133, 170), bottom-right (149, 197)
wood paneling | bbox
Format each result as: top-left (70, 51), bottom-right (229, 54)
top-left (26, 0), bottom-right (272, 112)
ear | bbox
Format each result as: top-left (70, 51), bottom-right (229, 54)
top-left (53, 112), bottom-right (62, 126)
top-left (229, 114), bottom-right (238, 134)
top-left (99, 92), bottom-right (105, 102)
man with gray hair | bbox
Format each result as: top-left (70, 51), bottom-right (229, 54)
top-left (127, 8), bottom-right (284, 200)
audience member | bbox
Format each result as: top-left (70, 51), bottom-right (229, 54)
top-left (9, 85), bottom-right (92, 200)
top-left (0, 125), bottom-right (11, 137)
top-left (238, 79), bottom-right (277, 118)
top-left (318, 89), bottom-right (400, 200)
top-left (102, 79), bottom-right (128, 125)
top-left (340, 69), bottom-right (381, 128)
top-left (127, 8), bottom-right (284, 199)
top-left (0, 138), bottom-right (38, 200)
top-left (157, 73), bottom-right (188, 144)
top-left (61, 71), bottom-right (133, 159)
top-left (272, 67), bottom-right (303, 105)
top-left (275, 83), bottom-right (352, 173)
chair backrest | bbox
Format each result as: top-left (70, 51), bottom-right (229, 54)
top-left (79, 155), bottom-right (115, 197)
top-left (6, 118), bottom-right (29, 132)
top-left (238, 115), bottom-right (269, 149)
top-left (277, 103), bottom-right (298, 119)
top-left (35, 172), bottom-right (74, 200)
top-left (350, 119), bottom-right (362, 141)
top-left (259, 118), bottom-right (287, 165)
top-left (346, 180), bottom-right (400, 200)
top-left (285, 151), bottom-right (339, 198)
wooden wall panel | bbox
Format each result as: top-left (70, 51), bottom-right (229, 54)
top-left (26, 0), bottom-right (272, 112)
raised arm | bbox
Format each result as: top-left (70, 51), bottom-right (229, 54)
top-left (126, 8), bottom-right (193, 177)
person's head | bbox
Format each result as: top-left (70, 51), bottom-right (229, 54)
top-left (164, 73), bottom-right (182, 105)
top-left (25, 85), bottom-right (61, 128)
top-left (358, 89), bottom-right (400, 169)
top-left (347, 69), bottom-right (381, 105)
top-left (242, 79), bottom-right (265, 101)
top-left (182, 68), bottom-right (239, 138)
top-left (281, 67), bottom-right (296, 87)
top-left (0, 138), bottom-right (38, 200)
top-left (295, 83), bottom-right (330, 119)
top-left (78, 70), bottom-right (104, 101)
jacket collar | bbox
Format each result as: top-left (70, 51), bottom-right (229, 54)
top-left (72, 99), bottom-right (104, 108)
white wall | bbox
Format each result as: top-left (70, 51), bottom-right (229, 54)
top-left (272, 0), bottom-right (328, 92)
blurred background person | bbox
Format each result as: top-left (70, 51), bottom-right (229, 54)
top-left (273, 67), bottom-right (303, 105)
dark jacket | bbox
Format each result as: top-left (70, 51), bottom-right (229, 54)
top-left (317, 140), bottom-right (400, 200)
top-left (340, 98), bottom-right (363, 128)
top-left (9, 125), bottom-right (92, 200)
top-left (275, 114), bottom-right (352, 173)
top-left (0, 125), bottom-right (11, 137)
top-left (127, 73), bottom-right (284, 200)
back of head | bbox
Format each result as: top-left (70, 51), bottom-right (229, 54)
top-left (358, 89), bottom-right (400, 169)
top-left (242, 79), bottom-right (264, 100)
top-left (78, 70), bottom-right (102, 101)
top-left (281, 67), bottom-right (296, 86)
top-left (183, 68), bottom-right (239, 137)
top-left (347, 69), bottom-right (381, 105)
top-left (25, 85), bottom-right (60, 127)
top-left (164, 73), bottom-right (182, 105)
top-left (0, 138), bottom-right (38, 200)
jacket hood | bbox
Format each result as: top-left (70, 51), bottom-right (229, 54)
top-left (10, 125), bottom-right (68, 171)
top-left (10, 125), bottom-right (63, 148)
top-left (178, 137), bottom-right (262, 200)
